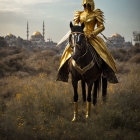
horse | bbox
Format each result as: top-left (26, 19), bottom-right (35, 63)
top-left (68, 22), bottom-right (107, 121)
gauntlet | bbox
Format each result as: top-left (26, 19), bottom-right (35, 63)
top-left (89, 24), bottom-right (105, 38)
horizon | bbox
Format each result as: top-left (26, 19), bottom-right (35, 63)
top-left (0, 0), bottom-right (140, 43)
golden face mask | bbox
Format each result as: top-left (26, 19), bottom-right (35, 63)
top-left (82, 0), bottom-right (95, 10)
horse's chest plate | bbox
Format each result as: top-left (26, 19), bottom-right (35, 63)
top-left (71, 58), bottom-right (95, 75)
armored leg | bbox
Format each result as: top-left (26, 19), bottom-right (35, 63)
top-left (72, 79), bottom-right (78, 122)
top-left (72, 102), bottom-right (78, 122)
top-left (86, 101), bottom-right (91, 119)
top-left (86, 83), bottom-right (92, 119)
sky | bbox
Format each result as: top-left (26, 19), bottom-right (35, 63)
top-left (0, 0), bottom-right (140, 43)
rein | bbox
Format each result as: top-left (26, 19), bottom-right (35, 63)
top-left (70, 32), bottom-right (85, 35)
top-left (70, 31), bottom-right (87, 48)
top-left (70, 31), bottom-right (88, 61)
top-left (70, 31), bottom-right (95, 75)
top-left (76, 47), bottom-right (88, 62)
top-left (71, 31), bottom-right (102, 69)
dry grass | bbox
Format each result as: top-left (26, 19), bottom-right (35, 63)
top-left (110, 45), bottom-right (140, 63)
top-left (0, 47), bottom-right (60, 78)
top-left (129, 54), bottom-right (140, 64)
top-left (0, 46), bottom-right (140, 140)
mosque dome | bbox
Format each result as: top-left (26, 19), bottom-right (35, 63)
top-left (111, 33), bottom-right (121, 38)
top-left (32, 31), bottom-right (42, 36)
top-left (7, 33), bottom-right (13, 37)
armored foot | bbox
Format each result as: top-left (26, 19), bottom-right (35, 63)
top-left (86, 102), bottom-right (91, 119)
top-left (72, 102), bottom-right (78, 122)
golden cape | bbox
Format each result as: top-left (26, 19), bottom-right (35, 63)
top-left (58, 36), bottom-right (117, 73)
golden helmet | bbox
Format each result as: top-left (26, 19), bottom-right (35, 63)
top-left (82, 0), bottom-right (95, 10)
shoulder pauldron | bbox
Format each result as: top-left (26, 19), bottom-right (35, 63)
top-left (94, 9), bottom-right (105, 23)
top-left (73, 11), bottom-right (83, 25)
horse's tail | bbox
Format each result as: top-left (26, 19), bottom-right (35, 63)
top-left (93, 76), bottom-right (101, 105)
top-left (93, 76), bottom-right (107, 105)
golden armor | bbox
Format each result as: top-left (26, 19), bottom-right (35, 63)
top-left (82, 0), bottom-right (95, 11)
top-left (58, 0), bottom-right (117, 81)
top-left (72, 102), bottom-right (78, 122)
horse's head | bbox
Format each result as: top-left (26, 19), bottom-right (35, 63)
top-left (69, 22), bottom-right (87, 60)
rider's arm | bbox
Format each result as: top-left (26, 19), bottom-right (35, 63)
top-left (92, 21), bottom-right (105, 36)
top-left (91, 9), bottom-right (105, 37)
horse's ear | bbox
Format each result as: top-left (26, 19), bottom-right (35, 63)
top-left (70, 21), bottom-right (73, 29)
top-left (81, 23), bottom-right (85, 30)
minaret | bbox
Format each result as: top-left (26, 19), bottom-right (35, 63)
top-left (27, 21), bottom-right (29, 41)
top-left (43, 21), bottom-right (45, 41)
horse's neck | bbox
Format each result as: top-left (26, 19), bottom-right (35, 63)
top-left (76, 50), bottom-right (92, 69)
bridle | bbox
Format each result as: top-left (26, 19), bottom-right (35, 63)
top-left (70, 32), bottom-right (87, 48)
top-left (69, 31), bottom-right (95, 75)
top-left (69, 32), bottom-right (86, 48)
top-left (69, 32), bottom-right (89, 61)
top-left (70, 32), bottom-right (85, 35)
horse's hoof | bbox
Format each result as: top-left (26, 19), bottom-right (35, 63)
top-left (85, 114), bottom-right (90, 119)
top-left (72, 117), bottom-right (77, 122)
top-left (86, 102), bottom-right (91, 119)
top-left (72, 119), bottom-right (76, 122)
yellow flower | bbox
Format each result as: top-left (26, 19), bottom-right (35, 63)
top-left (32, 127), bottom-right (37, 131)
top-left (16, 93), bottom-right (22, 101)
top-left (40, 125), bottom-right (45, 131)
top-left (18, 122), bottom-right (24, 128)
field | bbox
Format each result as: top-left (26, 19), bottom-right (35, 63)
top-left (0, 46), bottom-right (140, 140)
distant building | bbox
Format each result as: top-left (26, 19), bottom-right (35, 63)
top-left (124, 42), bottom-right (132, 48)
top-left (5, 33), bottom-right (17, 47)
top-left (3, 21), bottom-right (57, 48)
top-left (30, 31), bottom-right (45, 47)
top-left (0, 36), bottom-right (8, 47)
top-left (133, 31), bottom-right (140, 46)
top-left (106, 33), bottom-right (132, 49)
top-left (28, 21), bottom-right (56, 48)
top-left (46, 38), bottom-right (57, 47)
top-left (4, 33), bottom-right (25, 47)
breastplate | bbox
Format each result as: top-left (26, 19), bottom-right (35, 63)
top-left (80, 11), bottom-right (96, 36)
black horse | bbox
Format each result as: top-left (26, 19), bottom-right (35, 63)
top-left (68, 22), bottom-right (108, 121)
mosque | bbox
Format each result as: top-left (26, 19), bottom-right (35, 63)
top-left (5, 33), bottom-right (17, 47)
top-left (3, 23), bottom-right (132, 49)
top-left (106, 33), bottom-right (132, 49)
top-left (4, 21), bottom-right (56, 48)
top-left (30, 31), bottom-right (45, 47)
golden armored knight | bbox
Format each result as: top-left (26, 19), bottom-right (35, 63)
top-left (57, 0), bottom-right (118, 83)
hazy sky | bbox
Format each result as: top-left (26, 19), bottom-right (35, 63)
top-left (0, 0), bottom-right (140, 42)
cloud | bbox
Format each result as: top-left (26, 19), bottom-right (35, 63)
top-left (0, 0), bottom-right (61, 12)
top-left (0, 0), bottom-right (20, 12)
top-left (14, 0), bottom-right (57, 5)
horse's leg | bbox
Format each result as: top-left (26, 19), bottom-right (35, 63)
top-left (93, 80), bottom-right (98, 105)
top-left (86, 83), bottom-right (93, 119)
top-left (81, 80), bottom-right (86, 102)
top-left (72, 79), bottom-right (78, 122)
top-left (102, 77), bottom-right (107, 103)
